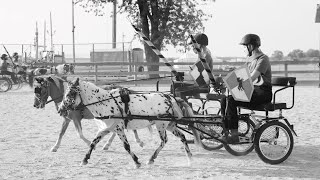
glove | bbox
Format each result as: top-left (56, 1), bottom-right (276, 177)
top-left (175, 72), bottom-right (184, 81)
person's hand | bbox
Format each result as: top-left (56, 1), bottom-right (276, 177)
top-left (175, 72), bottom-right (184, 81)
top-left (210, 76), bottom-right (226, 93)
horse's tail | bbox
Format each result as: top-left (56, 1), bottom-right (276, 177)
top-left (172, 101), bottom-right (184, 119)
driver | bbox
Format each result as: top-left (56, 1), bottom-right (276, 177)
top-left (0, 54), bottom-right (18, 84)
top-left (173, 33), bottom-right (214, 101)
top-left (220, 34), bottom-right (272, 143)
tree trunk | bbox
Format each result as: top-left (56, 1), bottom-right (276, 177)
top-left (138, 0), bottom-right (161, 79)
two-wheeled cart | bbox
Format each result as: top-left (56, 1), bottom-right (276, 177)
top-left (152, 76), bottom-right (297, 164)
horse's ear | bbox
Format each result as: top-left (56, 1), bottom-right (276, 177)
top-left (74, 78), bottom-right (80, 86)
top-left (35, 77), bottom-right (42, 83)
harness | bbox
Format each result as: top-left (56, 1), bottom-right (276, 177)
top-left (74, 88), bottom-right (132, 127)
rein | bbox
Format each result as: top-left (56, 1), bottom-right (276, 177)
top-left (74, 94), bottom-right (121, 110)
top-left (46, 95), bottom-right (63, 104)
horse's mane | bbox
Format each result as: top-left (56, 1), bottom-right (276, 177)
top-left (47, 75), bottom-right (66, 93)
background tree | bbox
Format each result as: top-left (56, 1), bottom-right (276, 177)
top-left (270, 50), bottom-right (284, 61)
top-left (304, 49), bottom-right (320, 58)
top-left (287, 49), bottom-right (305, 61)
top-left (76, 0), bottom-right (214, 78)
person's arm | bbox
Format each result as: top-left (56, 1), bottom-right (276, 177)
top-left (251, 69), bottom-right (261, 82)
top-left (251, 55), bottom-right (269, 82)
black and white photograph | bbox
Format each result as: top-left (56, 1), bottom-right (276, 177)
top-left (1, 0), bottom-right (320, 179)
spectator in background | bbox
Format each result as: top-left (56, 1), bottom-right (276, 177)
top-left (0, 54), bottom-right (18, 84)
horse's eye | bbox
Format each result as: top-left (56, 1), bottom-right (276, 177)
top-left (34, 87), bottom-right (41, 94)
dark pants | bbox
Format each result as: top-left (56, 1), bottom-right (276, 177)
top-left (220, 86), bottom-right (272, 129)
top-left (1, 70), bottom-right (18, 83)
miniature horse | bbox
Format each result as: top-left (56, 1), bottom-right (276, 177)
top-left (33, 75), bottom-right (149, 152)
top-left (58, 78), bottom-right (193, 168)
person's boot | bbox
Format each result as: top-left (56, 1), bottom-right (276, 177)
top-left (228, 129), bottom-right (240, 143)
top-left (220, 129), bottom-right (239, 144)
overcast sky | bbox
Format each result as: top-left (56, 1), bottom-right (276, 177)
top-left (0, 0), bottom-right (319, 57)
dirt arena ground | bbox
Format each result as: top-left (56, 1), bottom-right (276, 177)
top-left (1, 83), bottom-right (320, 180)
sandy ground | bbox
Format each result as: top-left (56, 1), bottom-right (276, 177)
top-left (1, 84), bottom-right (320, 180)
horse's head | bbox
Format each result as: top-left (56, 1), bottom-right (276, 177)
top-left (33, 77), bottom-right (50, 108)
top-left (58, 78), bottom-right (82, 116)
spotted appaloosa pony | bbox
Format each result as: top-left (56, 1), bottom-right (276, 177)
top-left (57, 78), bottom-right (193, 168)
top-left (33, 75), bottom-right (149, 152)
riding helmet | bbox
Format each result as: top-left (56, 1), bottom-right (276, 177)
top-left (240, 34), bottom-right (261, 47)
top-left (194, 33), bottom-right (208, 46)
top-left (1, 54), bottom-right (8, 60)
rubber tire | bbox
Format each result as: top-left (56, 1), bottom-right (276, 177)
top-left (0, 78), bottom-right (11, 92)
top-left (254, 121), bottom-right (294, 164)
top-left (223, 118), bottom-right (255, 156)
top-left (189, 123), bottom-right (223, 151)
top-left (10, 77), bottom-right (22, 90)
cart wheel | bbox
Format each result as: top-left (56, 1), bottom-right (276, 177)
top-left (0, 78), bottom-right (11, 92)
top-left (254, 121), bottom-right (293, 164)
top-left (10, 78), bottom-right (22, 90)
top-left (190, 122), bottom-right (223, 151)
top-left (224, 118), bottom-right (255, 156)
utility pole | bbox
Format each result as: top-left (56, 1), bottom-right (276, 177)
top-left (112, 0), bottom-right (117, 48)
top-left (315, 3), bottom-right (320, 87)
top-left (35, 22), bottom-right (39, 61)
top-left (72, 0), bottom-right (76, 63)
top-left (44, 20), bottom-right (46, 52)
top-left (50, 12), bottom-right (53, 53)
top-left (50, 12), bottom-right (54, 63)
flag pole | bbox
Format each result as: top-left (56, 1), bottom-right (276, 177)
top-left (316, 4), bottom-right (320, 87)
top-left (72, 0), bottom-right (76, 63)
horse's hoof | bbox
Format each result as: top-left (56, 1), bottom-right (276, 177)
top-left (102, 146), bottom-right (109, 151)
top-left (135, 163), bottom-right (141, 169)
top-left (50, 147), bottom-right (58, 152)
top-left (139, 142), bottom-right (144, 148)
top-left (146, 160), bottom-right (154, 165)
top-left (81, 160), bottom-right (88, 166)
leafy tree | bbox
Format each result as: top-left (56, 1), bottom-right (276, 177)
top-left (304, 49), bottom-right (320, 58)
top-left (271, 50), bottom-right (284, 61)
top-left (76, 0), bottom-right (214, 78)
top-left (287, 49), bottom-right (305, 60)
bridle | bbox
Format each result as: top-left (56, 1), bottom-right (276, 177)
top-left (35, 77), bottom-right (65, 106)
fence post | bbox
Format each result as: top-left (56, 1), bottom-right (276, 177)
top-left (61, 45), bottom-right (65, 63)
top-left (93, 44), bottom-right (97, 83)
top-left (318, 60), bottom-right (320, 87)
top-left (284, 63), bottom-right (288, 77)
top-left (21, 45), bottom-right (24, 63)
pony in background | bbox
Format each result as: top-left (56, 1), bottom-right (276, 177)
top-left (58, 78), bottom-right (193, 168)
top-left (28, 63), bottom-right (75, 87)
top-left (33, 75), bottom-right (150, 152)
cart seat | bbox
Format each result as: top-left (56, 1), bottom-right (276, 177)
top-left (206, 94), bottom-right (226, 101)
top-left (239, 102), bottom-right (287, 112)
top-left (239, 76), bottom-right (296, 112)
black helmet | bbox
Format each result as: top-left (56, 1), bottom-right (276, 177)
top-left (190, 33), bottom-right (208, 46)
top-left (240, 34), bottom-right (261, 47)
top-left (13, 52), bottom-right (18, 57)
top-left (1, 54), bottom-right (8, 60)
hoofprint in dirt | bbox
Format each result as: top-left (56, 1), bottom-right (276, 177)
top-left (0, 85), bottom-right (320, 179)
